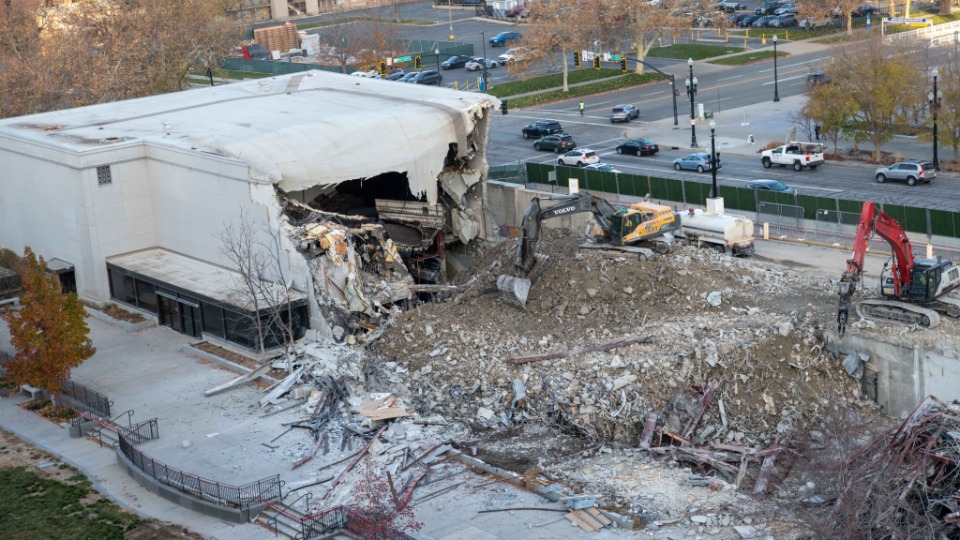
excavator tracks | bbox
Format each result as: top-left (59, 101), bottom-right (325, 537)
top-left (936, 296), bottom-right (960, 318)
top-left (856, 300), bottom-right (942, 329)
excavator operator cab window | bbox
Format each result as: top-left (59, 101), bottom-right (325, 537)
top-left (909, 264), bottom-right (939, 301)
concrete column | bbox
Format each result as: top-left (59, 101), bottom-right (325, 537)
top-left (304, 0), bottom-right (320, 14)
top-left (271, 0), bottom-right (287, 21)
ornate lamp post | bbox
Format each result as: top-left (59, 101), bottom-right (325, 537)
top-left (686, 58), bottom-right (698, 148)
top-left (710, 119), bottom-right (719, 199)
top-left (773, 35), bottom-right (780, 102)
top-left (929, 68), bottom-right (943, 170)
top-left (480, 31), bottom-right (489, 91)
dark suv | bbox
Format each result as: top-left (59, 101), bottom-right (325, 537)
top-left (755, 1), bottom-right (783, 15)
top-left (521, 120), bottom-right (562, 139)
top-left (409, 70), bottom-right (443, 85)
top-left (533, 134), bottom-right (576, 153)
top-left (875, 161), bottom-right (936, 186)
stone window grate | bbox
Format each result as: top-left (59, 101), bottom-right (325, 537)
top-left (97, 165), bottom-right (113, 186)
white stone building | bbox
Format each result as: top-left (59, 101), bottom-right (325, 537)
top-left (0, 70), bottom-right (498, 350)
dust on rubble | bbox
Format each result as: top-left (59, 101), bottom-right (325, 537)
top-left (373, 228), bottom-right (872, 450)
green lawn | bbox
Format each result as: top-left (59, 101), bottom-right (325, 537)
top-left (504, 73), bottom-right (664, 109)
top-left (0, 467), bottom-right (143, 540)
top-left (210, 69), bottom-right (275, 80)
top-left (297, 17), bottom-right (435, 30)
top-left (647, 44), bottom-right (744, 60)
top-left (708, 50), bottom-right (790, 65)
top-left (486, 68), bottom-right (627, 98)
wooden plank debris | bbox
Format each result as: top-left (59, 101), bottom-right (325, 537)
top-left (356, 393), bottom-right (413, 421)
top-left (323, 426), bottom-right (386, 499)
top-left (565, 508), bottom-right (606, 532)
top-left (204, 363), bottom-right (272, 397)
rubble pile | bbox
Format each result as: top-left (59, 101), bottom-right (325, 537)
top-left (824, 396), bottom-right (960, 537)
top-left (372, 229), bottom-right (872, 450)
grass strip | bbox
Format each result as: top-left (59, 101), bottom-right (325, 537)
top-left (486, 68), bottom-right (627, 98)
top-left (507, 73), bottom-right (664, 109)
top-left (647, 43), bottom-right (745, 60)
top-left (708, 50), bottom-right (789, 65)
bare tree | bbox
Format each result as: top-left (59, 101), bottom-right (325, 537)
top-left (217, 209), bottom-right (299, 354)
top-left (602, 0), bottom-right (687, 75)
top-left (522, 0), bottom-right (605, 92)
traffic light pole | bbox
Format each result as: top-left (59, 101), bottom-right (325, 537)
top-left (572, 53), bottom-right (678, 126)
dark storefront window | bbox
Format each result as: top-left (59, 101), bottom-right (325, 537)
top-left (136, 281), bottom-right (157, 313)
top-left (224, 309), bottom-right (257, 349)
top-left (201, 302), bottom-right (226, 339)
top-left (108, 269), bottom-right (137, 305)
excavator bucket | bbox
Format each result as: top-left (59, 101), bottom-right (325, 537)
top-left (497, 275), bottom-right (531, 307)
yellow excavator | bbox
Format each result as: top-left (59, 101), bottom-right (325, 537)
top-left (497, 192), bottom-right (681, 305)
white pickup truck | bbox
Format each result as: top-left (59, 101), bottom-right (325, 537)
top-left (760, 141), bottom-right (824, 171)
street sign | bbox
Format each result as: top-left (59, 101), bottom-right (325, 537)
top-left (581, 51), bottom-right (596, 62)
top-left (885, 17), bottom-right (928, 24)
top-left (395, 55), bottom-right (412, 63)
top-left (609, 54), bottom-right (622, 61)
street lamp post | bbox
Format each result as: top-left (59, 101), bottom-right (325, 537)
top-left (929, 68), bottom-right (942, 170)
top-left (709, 119), bottom-right (719, 199)
top-left (954, 30), bottom-right (958, 58)
top-left (686, 58), bottom-right (698, 148)
top-left (480, 31), bottom-right (489, 91)
top-left (773, 35), bottom-right (780, 102)
top-left (435, 48), bottom-right (441, 74)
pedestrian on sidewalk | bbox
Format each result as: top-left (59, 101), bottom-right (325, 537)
top-left (579, 101), bottom-right (585, 117)
top-left (814, 124), bottom-right (821, 141)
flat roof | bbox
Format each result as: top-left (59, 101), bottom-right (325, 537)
top-left (0, 71), bottom-right (498, 200)
top-left (107, 248), bottom-right (306, 312)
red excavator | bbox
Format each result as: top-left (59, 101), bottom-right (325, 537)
top-left (837, 202), bottom-right (960, 335)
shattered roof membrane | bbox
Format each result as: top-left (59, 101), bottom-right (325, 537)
top-left (0, 71), bottom-right (499, 203)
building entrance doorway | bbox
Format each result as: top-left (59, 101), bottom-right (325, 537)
top-left (157, 290), bottom-right (201, 338)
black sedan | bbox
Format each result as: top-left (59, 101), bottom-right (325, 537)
top-left (616, 139), bottom-right (660, 156)
top-left (440, 55), bottom-right (473, 70)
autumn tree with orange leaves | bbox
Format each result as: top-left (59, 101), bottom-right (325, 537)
top-left (2, 248), bottom-right (94, 393)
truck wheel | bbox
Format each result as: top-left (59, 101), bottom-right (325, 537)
top-left (534, 143), bottom-right (541, 151)
top-left (793, 161), bottom-right (803, 172)
top-left (762, 157), bottom-right (772, 168)
top-left (558, 159), bottom-right (564, 166)
top-left (809, 164), bottom-right (818, 170)
top-left (674, 163), bottom-right (682, 171)
top-left (907, 176), bottom-right (917, 186)
top-left (617, 147), bottom-right (623, 154)
top-left (876, 173), bottom-right (886, 183)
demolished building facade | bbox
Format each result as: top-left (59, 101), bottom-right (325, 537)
top-left (0, 71), bottom-right (499, 348)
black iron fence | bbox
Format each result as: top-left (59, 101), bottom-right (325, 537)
top-left (118, 429), bottom-right (281, 510)
top-left (299, 505), bottom-right (416, 540)
top-left (60, 379), bottom-right (112, 418)
top-left (118, 418), bottom-right (159, 444)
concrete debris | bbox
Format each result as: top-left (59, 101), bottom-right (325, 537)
top-left (356, 393), bottom-right (412, 421)
top-left (706, 291), bottom-right (723, 307)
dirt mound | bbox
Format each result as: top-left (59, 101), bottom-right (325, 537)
top-left (372, 229), bottom-right (873, 449)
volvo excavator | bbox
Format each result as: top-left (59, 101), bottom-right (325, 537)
top-left (837, 202), bottom-right (960, 335)
top-left (497, 192), bottom-right (681, 306)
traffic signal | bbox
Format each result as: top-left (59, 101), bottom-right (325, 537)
top-left (414, 56), bottom-right (422, 70)
top-left (573, 50), bottom-right (580, 68)
top-left (593, 56), bottom-right (601, 70)
top-left (500, 99), bottom-right (509, 115)
top-left (620, 57), bottom-right (627, 73)
top-left (379, 61), bottom-right (387, 76)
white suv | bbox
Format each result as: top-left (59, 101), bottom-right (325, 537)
top-left (498, 47), bottom-right (528, 64)
top-left (558, 148), bottom-right (600, 167)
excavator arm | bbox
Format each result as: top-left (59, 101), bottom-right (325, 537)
top-left (837, 202), bottom-right (915, 335)
top-left (516, 193), bottom-right (619, 272)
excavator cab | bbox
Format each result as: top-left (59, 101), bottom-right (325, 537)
top-left (907, 261), bottom-right (942, 302)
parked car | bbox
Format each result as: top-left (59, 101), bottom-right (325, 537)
top-left (746, 179), bottom-right (797, 194)
top-left (397, 72), bottom-right (420, 82)
top-left (755, 1), bottom-right (783, 15)
top-left (806, 71), bottom-right (831, 86)
top-left (465, 57), bottom-right (499, 71)
top-left (610, 104), bottom-right (640, 123)
top-left (616, 138), bottom-right (660, 156)
top-left (558, 148), bottom-right (600, 167)
top-left (752, 14), bottom-right (777, 27)
top-left (770, 13), bottom-right (798, 27)
top-left (673, 153), bottom-right (721, 173)
top-left (719, 1), bottom-right (747, 12)
top-left (875, 161), bottom-right (937, 186)
top-left (440, 55), bottom-right (472, 70)
top-left (498, 47), bottom-right (528, 63)
top-left (521, 120), bottom-right (563, 139)
top-left (774, 3), bottom-right (798, 15)
top-left (851, 3), bottom-right (878, 17)
top-left (408, 70), bottom-right (443, 85)
top-left (505, 6), bottom-right (529, 18)
top-left (583, 163), bottom-right (623, 173)
top-left (534, 134), bottom-right (577, 153)
top-left (384, 71), bottom-right (407, 81)
top-left (729, 12), bottom-right (752, 24)
top-left (737, 14), bottom-right (759, 27)
top-left (489, 31), bottom-right (522, 47)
